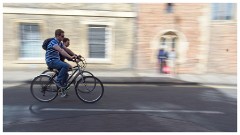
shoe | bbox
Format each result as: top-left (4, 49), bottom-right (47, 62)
top-left (60, 89), bottom-right (69, 98)
top-left (60, 91), bottom-right (67, 97)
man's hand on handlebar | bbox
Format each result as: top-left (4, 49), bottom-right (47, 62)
top-left (71, 55), bottom-right (81, 62)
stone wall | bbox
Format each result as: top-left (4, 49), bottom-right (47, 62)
top-left (3, 3), bottom-right (136, 70)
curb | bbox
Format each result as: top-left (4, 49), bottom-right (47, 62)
top-left (3, 75), bottom-right (237, 86)
top-left (3, 80), bottom-right (236, 86)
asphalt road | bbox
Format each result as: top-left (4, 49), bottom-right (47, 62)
top-left (3, 83), bottom-right (237, 132)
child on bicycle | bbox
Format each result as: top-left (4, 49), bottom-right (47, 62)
top-left (60, 37), bottom-right (78, 70)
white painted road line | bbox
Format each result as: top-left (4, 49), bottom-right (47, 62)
top-left (41, 108), bottom-right (224, 114)
top-left (202, 85), bottom-right (237, 89)
top-left (103, 84), bottom-right (237, 89)
top-left (103, 84), bottom-right (158, 87)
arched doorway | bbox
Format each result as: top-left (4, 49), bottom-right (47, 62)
top-left (150, 29), bottom-right (189, 74)
top-left (158, 31), bottom-right (178, 74)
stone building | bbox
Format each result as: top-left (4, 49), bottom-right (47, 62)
top-left (3, 3), bottom-right (136, 70)
top-left (136, 3), bottom-right (237, 74)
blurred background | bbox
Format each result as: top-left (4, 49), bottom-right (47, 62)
top-left (2, 3), bottom-right (237, 75)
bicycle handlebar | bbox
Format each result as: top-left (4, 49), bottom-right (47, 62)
top-left (72, 55), bottom-right (87, 70)
top-left (72, 55), bottom-right (82, 62)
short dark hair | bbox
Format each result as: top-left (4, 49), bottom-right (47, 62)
top-left (63, 38), bottom-right (69, 43)
top-left (55, 29), bottom-right (64, 36)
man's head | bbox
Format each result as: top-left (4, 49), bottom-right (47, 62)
top-left (55, 29), bottom-right (64, 41)
top-left (63, 38), bottom-right (70, 47)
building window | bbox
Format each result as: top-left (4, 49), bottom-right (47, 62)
top-left (212, 3), bottom-right (235, 20)
top-left (161, 37), bottom-right (166, 46)
top-left (172, 38), bottom-right (176, 49)
top-left (19, 23), bottom-right (42, 59)
top-left (88, 25), bottom-right (109, 59)
top-left (166, 3), bottom-right (173, 13)
top-left (160, 31), bottom-right (177, 51)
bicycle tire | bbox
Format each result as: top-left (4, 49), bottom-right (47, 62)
top-left (41, 69), bottom-right (56, 78)
top-left (82, 71), bottom-right (94, 76)
top-left (74, 70), bottom-right (94, 85)
top-left (30, 74), bottom-right (58, 102)
top-left (75, 76), bottom-right (104, 103)
top-left (41, 69), bottom-right (51, 74)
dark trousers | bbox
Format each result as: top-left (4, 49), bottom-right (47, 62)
top-left (159, 59), bottom-right (166, 73)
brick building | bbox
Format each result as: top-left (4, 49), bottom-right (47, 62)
top-left (136, 3), bottom-right (237, 74)
top-left (3, 3), bottom-right (136, 70)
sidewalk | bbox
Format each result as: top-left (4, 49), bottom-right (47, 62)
top-left (2, 69), bottom-right (237, 86)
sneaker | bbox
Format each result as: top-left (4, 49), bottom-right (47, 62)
top-left (61, 90), bottom-right (67, 97)
top-left (60, 89), bottom-right (69, 98)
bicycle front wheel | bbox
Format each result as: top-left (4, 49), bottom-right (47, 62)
top-left (30, 75), bottom-right (58, 102)
top-left (75, 76), bottom-right (104, 103)
top-left (82, 71), bottom-right (94, 76)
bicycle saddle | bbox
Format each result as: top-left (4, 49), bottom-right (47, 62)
top-left (47, 67), bottom-right (59, 73)
top-left (47, 67), bottom-right (54, 71)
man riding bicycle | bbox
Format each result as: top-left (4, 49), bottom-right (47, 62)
top-left (45, 29), bottom-right (79, 88)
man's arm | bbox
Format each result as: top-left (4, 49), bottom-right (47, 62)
top-left (53, 45), bottom-right (73, 60)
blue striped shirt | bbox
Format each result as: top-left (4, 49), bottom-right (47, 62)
top-left (45, 38), bottom-right (64, 63)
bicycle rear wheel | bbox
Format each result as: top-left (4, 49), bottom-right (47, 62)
top-left (30, 74), bottom-right (58, 102)
top-left (41, 69), bottom-right (51, 74)
top-left (42, 69), bottom-right (56, 77)
top-left (75, 76), bottom-right (104, 103)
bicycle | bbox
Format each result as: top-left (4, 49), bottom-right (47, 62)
top-left (30, 56), bottom-right (104, 103)
top-left (41, 57), bottom-right (94, 84)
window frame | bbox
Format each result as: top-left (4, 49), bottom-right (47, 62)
top-left (166, 3), bottom-right (174, 13)
top-left (13, 20), bottom-right (46, 64)
top-left (211, 3), bottom-right (236, 21)
top-left (82, 20), bottom-right (114, 63)
top-left (88, 25), bottom-right (108, 59)
top-left (19, 23), bottom-right (43, 60)
top-left (160, 34), bottom-right (177, 51)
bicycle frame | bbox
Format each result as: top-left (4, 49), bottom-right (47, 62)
top-left (49, 57), bottom-right (87, 91)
